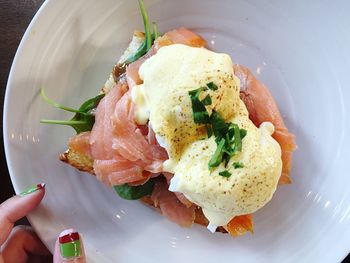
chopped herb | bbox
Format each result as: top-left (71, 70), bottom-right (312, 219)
top-left (188, 82), bottom-right (247, 171)
top-left (240, 129), bottom-right (247, 139)
top-left (40, 89), bottom-right (104, 134)
top-left (210, 111), bottom-right (228, 138)
top-left (188, 87), bottom-right (210, 124)
top-left (206, 124), bottom-right (213, 138)
top-left (219, 170), bottom-right (232, 178)
top-left (207, 82), bottom-right (218, 91)
top-left (114, 180), bottom-right (154, 200)
top-left (201, 94), bottom-right (212, 105)
top-left (208, 138), bottom-right (225, 168)
top-left (193, 111), bottom-right (210, 124)
top-left (233, 162), bottom-right (244, 169)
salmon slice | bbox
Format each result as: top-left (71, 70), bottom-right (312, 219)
top-left (153, 27), bottom-right (206, 50)
top-left (151, 178), bottom-right (195, 227)
top-left (234, 64), bottom-right (296, 184)
top-left (126, 27), bottom-right (206, 89)
top-left (226, 214), bottom-right (254, 237)
top-left (90, 83), bottom-right (128, 160)
top-left (90, 84), bottom-right (167, 186)
top-left (163, 173), bottom-right (193, 208)
top-left (126, 58), bottom-right (146, 89)
top-left (111, 91), bottom-right (168, 163)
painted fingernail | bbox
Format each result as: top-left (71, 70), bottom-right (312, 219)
top-left (20, 183), bottom-right (45, 196)
top-left (59, 229), bottom-right (82, 260)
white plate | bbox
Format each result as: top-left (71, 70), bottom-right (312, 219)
top-left (4, 0), bottom-right (350, 262)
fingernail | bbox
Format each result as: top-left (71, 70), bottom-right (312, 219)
top-left (59, 229), bottom-right (82, 260)
top-left (20, 183), bottom-right (45, 196)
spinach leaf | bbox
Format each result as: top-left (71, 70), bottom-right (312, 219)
top-left (124, 0), bottom-right (159, 64)
top-left (114, 180), bottom-right (154, 200)
top-left (40, 89), bottom-right (104, 134)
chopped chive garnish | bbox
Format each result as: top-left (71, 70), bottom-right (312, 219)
top-left (188, 88), bottom-right (211, 124)
top-left (208, 138), bottom-right (225, 169)
top-left (233, 162), bottom-right (244, 169)
top-left (207, 82), bottom-right (218, 91)
top-left (219, 170), bottom-right (232, 178)
top-left (206, 125), bottom-right (213, 138)
top-left (188, 82), bottom-right (247, 173)
top-left (201, 94), bottom-right (212, 105)
top-left (210, 111), bottom-right (228, 138)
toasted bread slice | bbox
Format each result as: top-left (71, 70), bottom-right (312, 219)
top-left (60, 149), bottom-right (94, 174)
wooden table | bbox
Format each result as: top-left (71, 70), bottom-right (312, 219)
top-left (0, 1), bottom-right (348, 262)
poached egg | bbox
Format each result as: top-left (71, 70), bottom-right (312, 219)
top-left (132, 44), bottom-right (282, 230)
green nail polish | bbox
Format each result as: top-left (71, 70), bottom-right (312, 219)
top-left (20, 183), bottom-right (45, 196)
top-left (59, 231), bottom-right (81, 259)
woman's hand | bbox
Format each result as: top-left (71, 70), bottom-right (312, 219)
top-left (0, 184), bottom-right (86, 263)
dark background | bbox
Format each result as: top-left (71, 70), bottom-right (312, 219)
top-left (0, 1), bottom-right (348, 262)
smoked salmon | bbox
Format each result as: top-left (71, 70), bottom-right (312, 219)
top-left (89, 83), bottom-right (167, 187)
top-left (151, 178), bottom-right (195, 227)
top-left (226, 214), bottom-right (254, 237)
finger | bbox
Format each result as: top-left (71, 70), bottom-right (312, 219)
top-left (1, 225), bottom-right (51, 263)
top-left (0, 183), bottom-right (45, 246)
top-left (53, 229), bottom-right (86, 263)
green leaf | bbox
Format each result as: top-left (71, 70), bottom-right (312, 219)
top-left (188, 88), bottom-right (210, 124)
top-left (113, 180), bottom-right (154, 200)
top-left (124, 0), bottom-right (155, 64)
top-left (240, 129), bottom-right (247, 139)
top-left (207, 82), bottom-right (218, 91)
top-left (210, 111), bottom-right (228, 138)
top-left (233, 124), bottom-right (243, 152)
top-left (77, 94), bottom-right (105, 113)
top-left (233, 162), bottom-right (244, 169)
top-left (206, 124), bottom-right (213, 138)
top-left (40, 89), bottom-right (83, 114)
top-left (139, 0), bottom-right (152, 50)
top-left (218, 170), bottom-right (232, 178)
top-left (124, 41), bottom-right (147, 65)
top-left (201, 94), bottom-right (212, 105)
top-left (208, 138), bottom-right (225, 169)
top-left (152, 22), bottom-right (159, 40)
top-left (40, 90), bottom-right (105, 134)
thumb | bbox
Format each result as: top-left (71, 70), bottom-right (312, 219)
top-left (53, 229), bottom-right (86, 263)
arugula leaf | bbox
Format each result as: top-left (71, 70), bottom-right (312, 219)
top-left (124, 0), bottom-right (158, 64)
top-left (152, 22), bottom-right (159, 40)
top-left (40, 89), bottom-right (83, 114)
top-left (40, 89), bottom-right (104, 134)
top-left (218, 170), bottom-right (232, 178)
top-left (139, 0), bottom-right (152, 50)
top-left (114, 180), bottom-right (154, 200)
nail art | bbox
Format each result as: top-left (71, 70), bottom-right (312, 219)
top-left (59, 230), bottom-right (82, 260)
top-left (20, 183), bottom-right (45, 196)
